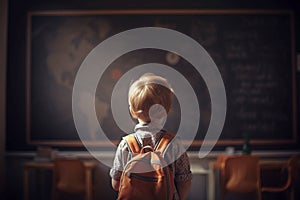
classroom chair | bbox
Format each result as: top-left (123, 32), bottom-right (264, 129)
top-left (220, 155), bottom-right (261, 200)
top-left (52, 158), bottom-right (92, 200)
top-left (261, 154), bottom-right (299, 200)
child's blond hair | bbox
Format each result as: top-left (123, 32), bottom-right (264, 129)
top-left (128, 73), bottom-right (173, 122)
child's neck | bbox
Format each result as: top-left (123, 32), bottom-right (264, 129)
top-left (137, 119), bottom-right (149, 125)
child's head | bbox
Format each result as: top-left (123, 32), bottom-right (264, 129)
top-left (128, 73), bottom-right (173, 123)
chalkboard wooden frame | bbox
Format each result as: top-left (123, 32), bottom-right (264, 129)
top-left (26, 9), bottom-right (297, 148)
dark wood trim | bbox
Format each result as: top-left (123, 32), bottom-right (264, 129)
top-left (0, 0), bottom-right (7, 145)
top-left (26, 137), bottom-right (298, 147)
top-left (26, 13), bottom-right (32, 145)
top-left (190, 139), bottom-right (297, 146)
top-left (290, 12), bottom-right (298, 144)
top-left (28, 140), bottom-right (119, 147)
top-left (0, 0), bottom-right (8, 196)
top-left (27, 9), bottom-right (293, 16)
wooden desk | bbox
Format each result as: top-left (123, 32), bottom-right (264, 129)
top-left (24, 160), bottom-right (97, 200)
top-left (190, 162), bottom-right (215, 200)
top-left (213, 155), bottom-right (292, 169)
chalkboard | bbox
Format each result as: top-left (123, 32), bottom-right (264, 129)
top-left (26, 10), bottom-right (296, 147)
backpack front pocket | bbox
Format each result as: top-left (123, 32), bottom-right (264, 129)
top-left (127, 172), bottom-right (159, 182)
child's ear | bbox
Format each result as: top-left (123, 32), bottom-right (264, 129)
top-left (129, 106), bottom-right (138, 119)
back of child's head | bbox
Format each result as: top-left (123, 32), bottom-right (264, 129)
top-left (128, 73), bottom-right (173, 122)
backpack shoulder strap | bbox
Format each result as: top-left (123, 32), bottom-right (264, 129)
top-left (124, 134), bottom-right (141, 154)
top-left (155, 132), bottom-right (175, 153)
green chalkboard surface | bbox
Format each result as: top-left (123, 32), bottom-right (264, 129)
top-left (26, 10), bottom-right (296, 147)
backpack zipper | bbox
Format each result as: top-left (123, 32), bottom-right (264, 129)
top-left (128, 173), bottom-right (159, 182)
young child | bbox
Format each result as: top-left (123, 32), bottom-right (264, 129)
top-left (110, 73), bottom-right (192, 200)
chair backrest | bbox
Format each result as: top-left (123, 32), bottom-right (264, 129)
top-left (288, 154), bottom-right (299, 184)
top-left (260, 154), bottom-right (299, 197)
top-left (223, 155), bottom-right (260, 193)
top-left (53, 158), bottom-right (86, 193)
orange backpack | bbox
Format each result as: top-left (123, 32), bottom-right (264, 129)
top-left (118, 132), bottom-right (175, 200)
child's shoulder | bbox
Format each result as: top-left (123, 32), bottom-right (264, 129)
top-left (118, 133), bottom-right (137, 148)
top-left (163, 134), bottom-right (186, 154)
top-left (122, 133), bottom-right (135, 139)
top-left (117, 136), bottom-right (129, 149)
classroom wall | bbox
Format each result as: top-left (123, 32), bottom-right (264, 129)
top-left (0, 0), bottom-right (8, 198)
